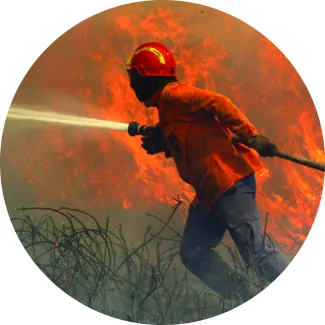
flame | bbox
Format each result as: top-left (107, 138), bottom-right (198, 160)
top-left (2, 2), bottom-right (324, 255)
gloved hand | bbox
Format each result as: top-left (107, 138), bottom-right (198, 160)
top-left (140, 124), bottom-right (172, 158)
top-left (247, 135), bottom-right (277, 157)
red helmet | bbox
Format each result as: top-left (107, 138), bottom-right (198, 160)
top-left (126, 42), bottom-right (176, 77)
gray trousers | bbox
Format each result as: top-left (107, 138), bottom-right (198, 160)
top-left (180, 174), bottom-right (289, 299)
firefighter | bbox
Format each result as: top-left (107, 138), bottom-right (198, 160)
top-left (125, 42), bottom-right (289, 298)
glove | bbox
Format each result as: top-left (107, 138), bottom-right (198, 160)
top-left (140, 124), bottom-right (172, 158)
top-left (247, 135), bottom-right (277, 157)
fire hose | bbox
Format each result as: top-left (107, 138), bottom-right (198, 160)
top-left (127, 121), bottom-right (325, 172)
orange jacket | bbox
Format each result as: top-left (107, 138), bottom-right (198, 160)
top-left (145, 82), bottom-right (263, 212)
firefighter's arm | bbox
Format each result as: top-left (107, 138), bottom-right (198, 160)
top-left (190, 89), bottom-right (277, 156)
top-left (192, 89), bottom-right (257, 140)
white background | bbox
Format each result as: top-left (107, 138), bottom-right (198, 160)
top-left (0, 0), bottom-right (324, 324)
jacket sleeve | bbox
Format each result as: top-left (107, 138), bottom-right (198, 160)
top-left (189, 88), bottom-right (258, 140)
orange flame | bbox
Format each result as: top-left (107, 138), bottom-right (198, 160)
top-left (2, 2), bottom-right (324, 255)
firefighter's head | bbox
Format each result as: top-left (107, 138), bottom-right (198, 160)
top-left (126, 42), bottom-right (177, 103)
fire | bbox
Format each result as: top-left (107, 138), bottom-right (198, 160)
top-left (2, 2), bottom-right (324, 255)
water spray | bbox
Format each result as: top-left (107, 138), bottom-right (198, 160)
top-left (6, 107), bottom-right (325, 172)
top-left (7, 107), bottom-right (157, 137)
top-left (7, 107), bottom-right (129, 132)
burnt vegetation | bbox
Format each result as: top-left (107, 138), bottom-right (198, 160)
top-left (12, 197), bottom-right (272, 324)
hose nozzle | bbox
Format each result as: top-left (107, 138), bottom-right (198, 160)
top-left (128, 121), bottom-right (149, 136)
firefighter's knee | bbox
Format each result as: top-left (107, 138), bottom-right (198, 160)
top-left (179, 239), bottom-right (198, 268)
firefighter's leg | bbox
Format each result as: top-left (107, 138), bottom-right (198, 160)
top-left (179, 202), bottom-right (233, 296)
top-left (228, 219), bottom-right (289, 282)
top-left (213, 173), bottom-right (289, 282)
